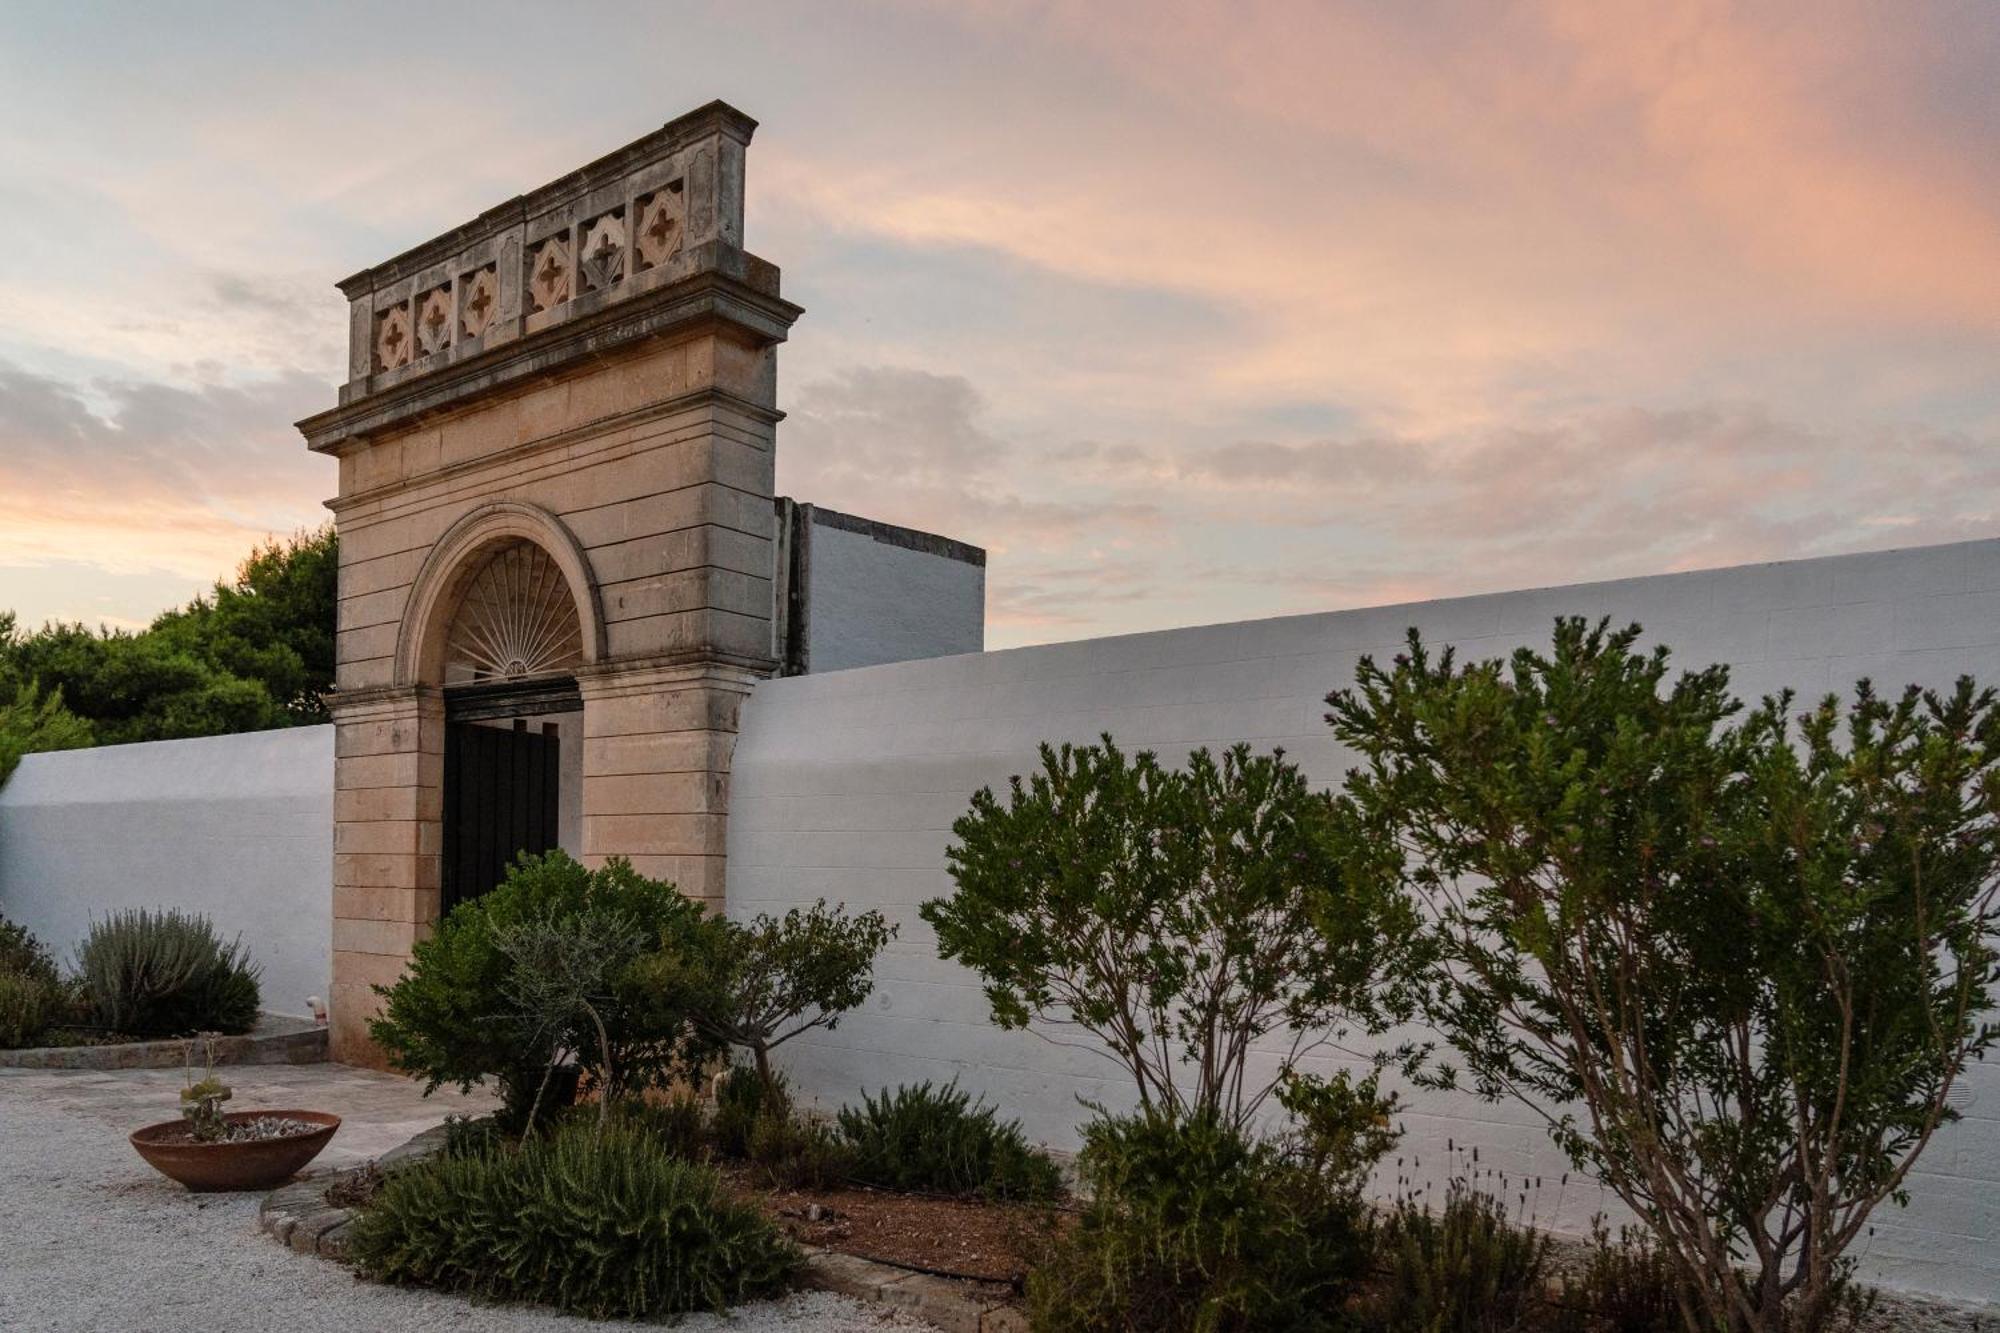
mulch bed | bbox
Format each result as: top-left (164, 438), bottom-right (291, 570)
top-left (721, 1165), bottom-right (1073, 1285)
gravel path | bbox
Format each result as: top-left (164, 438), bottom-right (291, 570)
top-left (0, 1085), bottom-right (928, 1333)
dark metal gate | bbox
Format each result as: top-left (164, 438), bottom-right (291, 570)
top-left (442, 679), bottom-right (577, 913)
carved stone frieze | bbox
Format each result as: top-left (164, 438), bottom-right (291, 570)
top-left (529, 234), bottom-right (572, 313)
top-left (579, 211), bottom-right (626, 293)
top-left (374, 304), bottom-right (413, 371)
top-left (635, 186), bottom-right (684, 269)
top-left (459, 266), bottom-right (499, 339)
top-left (415, 285), bottom-right (453, 357)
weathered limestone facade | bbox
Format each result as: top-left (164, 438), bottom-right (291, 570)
top-left (297, 102), bottom-right (800, 1064)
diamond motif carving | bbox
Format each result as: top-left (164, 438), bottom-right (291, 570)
top-left (459, 266), bottom-right (499, 339)
top-left (374, 305), bottom-right (413, 372)
top-left (528, 235), bottom-right (572, 313)
top-left (579, 212), bottom-right (626, 292)
top-left (635, 187), bottom-right (684, 269)
top-left (416, 286), bottom-right (453, 357)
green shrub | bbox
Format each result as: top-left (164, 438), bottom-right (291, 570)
top-left (0, 968), bottom-right (67, 1048)
top-left (75, 908), bottom-right (259, 1037)
top-left (0, 914), bottom-right (59, 986)
top-left (712, 1064), bottom-right (778, 1159)
top-left (368, 852), bottom-right (718, 1131)
top-left (839, 1080), bottom-right (1063, 1200)
top-left (747, 1105), bottom-right (853, 1191)
top-left (609, 1093), bottom-right (709, 1161)
top-left (347, 1121), bottom-right (799, 1319)
top-left (1027, 1110), bottom-right (1372, 1332)
top-left (1368, 1183), bottom-right (1551, 1333)
top-left (1548, 1220), bottom-right (1680, 1333)
top-left (439, 1114), bottom-right (506, 1160)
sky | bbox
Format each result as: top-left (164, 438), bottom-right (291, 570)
top-left (1, 1), bottom-right (1996, 648)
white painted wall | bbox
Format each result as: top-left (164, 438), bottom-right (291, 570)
top-left (0, 725), bottom-right (333, 1019)
top-left (805, 516), bottom-right (984, 672)
top-left (729, 536), bottom-right (2000, 1308)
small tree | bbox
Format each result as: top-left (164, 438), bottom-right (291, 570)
top-left (654, 902), bottom-right (894, 1094)
top-left (1327, 619), bottom-right (2000, 1333)
top-left (924, 736), bottom-right (1421, 1130)
top-left (494, 904), bottom-right (648, 1130)
top-left (371, 852), bottom-right (717, 1129)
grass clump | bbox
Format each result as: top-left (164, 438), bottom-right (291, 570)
top-left (347, 1120), bottom-right (799, 1319)
top-left (839, 1080), bottom-right (1062, 1200)
top-left (75, 907), bottom-right (259, 1037)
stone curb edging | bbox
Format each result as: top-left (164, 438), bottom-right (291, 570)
top-left (258, 1121), bottom-right (1029, 1331)
top-left (1, 1017), bottom-right (328, 1070)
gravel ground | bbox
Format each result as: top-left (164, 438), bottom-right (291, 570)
top-left (0, 1089), bottom-right (930, 1333)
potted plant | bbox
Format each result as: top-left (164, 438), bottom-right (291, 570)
top-left (128, 1037), bottom-right (341, 1191)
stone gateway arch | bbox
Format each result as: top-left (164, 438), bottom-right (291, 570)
top-left (296, 102), bottom-right (984, 1064)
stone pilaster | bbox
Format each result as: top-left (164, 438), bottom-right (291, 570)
top-left (327, 685), bottom-right (444, 1066)
top-left (577, 661), bottom-right (761, 910)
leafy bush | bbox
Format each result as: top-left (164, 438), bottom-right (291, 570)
top-left (746, 1105), bottom-right (853, 1191)
top-left (712, 1064), bottom-right (778, 1160)
top-left (608, 1093), bottom-right (709, 1161)
top-left (839, 1080), bottom-right (1062, 1200)
top-left (1548, 1221), bottom-right (1681, 1333)
top-left (1329, 619), bottom-right (2000, 1332)
top-left (1367, 1184), bottom-right (1551, 1333)
top-left (928, 736), bottom-right (1422, 1130)
top-left (0, 681), bottom-right (93, 785)
top-left (75, 908), bottom-right (259, 1037)
top-left (368, 852), bottom-right (717, 1131)
top-left (640, 900), bottom-right (894, 1096)
top-left (0, 915), bottom-right (60, 987)
top-left (0, 968), bottom-right (67, 1048)
top-left (1027, 1109), bottom-right (1374, 1332)
top-left (347, 1121), bottom-right (799, 1319)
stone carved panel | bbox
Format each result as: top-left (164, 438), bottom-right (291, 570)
top-left (416, 285), bottom-right (453, 357)
top-left (374, 304), bottom-right (413, 372)
top-left (578, 209), bottom-right (626, 293)
top-left (459, 265), bottom-right (500, 339)
top-left (635, 185), bottom-right (685, 269)
top-left (528, 234), bottom-right (572, 313)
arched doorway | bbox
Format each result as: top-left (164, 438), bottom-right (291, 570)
top-left (436, 537), bottom-right (588, 911)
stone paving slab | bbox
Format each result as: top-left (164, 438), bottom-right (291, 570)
top-left (0, 1060), bottom-right (499, 1170)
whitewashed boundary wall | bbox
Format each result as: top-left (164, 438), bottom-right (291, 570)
top-left (0, 725), bottom-right (333, 1019)
top-left (728, 536), bottom-right (2000, 1308)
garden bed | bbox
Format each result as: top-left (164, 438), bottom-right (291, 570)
top-left (0, 1013), bottom-right (327, 1070)
top-left (725, 1165), bottom-right (1069, 1286)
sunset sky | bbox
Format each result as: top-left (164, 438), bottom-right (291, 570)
top-left (1, 2), bottom-right (1996, 648)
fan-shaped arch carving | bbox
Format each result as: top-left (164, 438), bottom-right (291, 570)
top-left (442, 542), bottom-right (583, 684)
top-left (395, 501), bottom-right (605, 688)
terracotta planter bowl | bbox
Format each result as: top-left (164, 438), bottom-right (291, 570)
top-left (129, 1110), bottom-right (341, 1192)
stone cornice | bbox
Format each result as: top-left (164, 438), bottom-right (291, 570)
top-left (336, 102), bottom-right (757, 298)
top-left (297, 271), bottom-right (802, 455)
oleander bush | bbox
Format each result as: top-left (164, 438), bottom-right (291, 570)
top-left (347, 1120), bottom-right (799, 1319)
top-left (1026, 1108), bottom-right (1375, 1333)
top-left (839, 1080), bottom-right (1063, 1201)
top-left (75, 907), bottom-right (259, 1037)
top-left (368, 852), bottom-right (719, 1131)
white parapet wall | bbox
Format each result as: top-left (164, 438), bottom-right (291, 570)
top-left (728, 536), bottom-right (2000, 1309)
top-left (0, 725), bottom-right (333, 1020)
